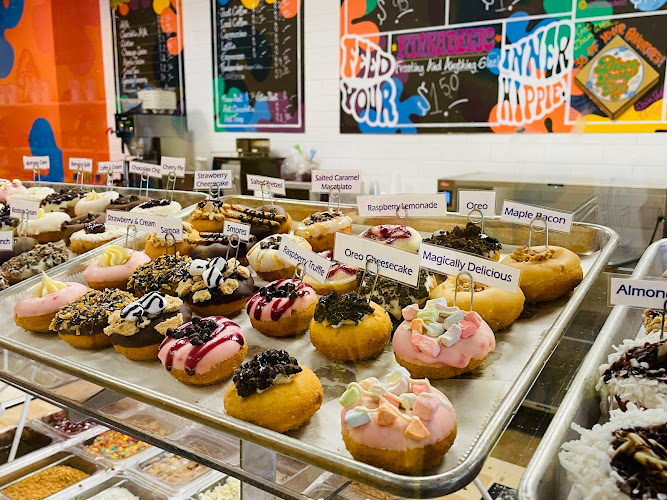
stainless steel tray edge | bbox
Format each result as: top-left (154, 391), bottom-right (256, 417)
top-left (518, 238), bottom-right (665, 500)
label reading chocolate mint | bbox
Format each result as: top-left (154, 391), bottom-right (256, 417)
top-left (0, 231), bottom-right (12, 251)
top-left (9, 200), bottom-right (39, 221)
top-left (223, 220), bottom-right (251, 242)
top-left (278, 236), bottom-right (333, 284)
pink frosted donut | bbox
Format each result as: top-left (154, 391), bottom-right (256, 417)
top-left (14, 282), bottom-right (88, 317)
top-left (246, 279), bottom-right (317, 336)
top-left (0, 180), bottom-right (26, 203)
top-left (83, 250), bottom-right (151, 288)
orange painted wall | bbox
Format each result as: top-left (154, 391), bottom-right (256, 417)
top-left (0, 0), bottom-right (109, 182)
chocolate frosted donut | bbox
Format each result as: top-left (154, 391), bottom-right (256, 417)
top-left (62, 213), bottom-right (106, 245)
top-left (424, 222), bottom-right (502, 260)
top-left (189, 233), bottom-right (257, 266)
top-left (107, 195), bottom-right (151, 212)
top-left (251, 204), bottom-right (292, 239)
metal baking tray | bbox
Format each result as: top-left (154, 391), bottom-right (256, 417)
top-left (0, 196), bottom-right (618, 497)
top-left (519, 237), bottom-right (667, 500)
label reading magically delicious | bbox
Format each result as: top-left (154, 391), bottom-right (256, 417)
top-left (68, 158), bottom-right (93, 173)
top-left (223, 220), bottom-right (251, 242)
top-left (311, 170), bottom-right (361, 193)
top-left (500, 200), bottom-right (573, 233)
top-left (9, 200), bottom-right (40, 221)
top-left (458, 190), bottom-right (496, 217)
top-left (357, 194), bottom-right (448, 217)
top-left (278, 236), bottom-right (333, 284)
top-left (23, 156), bottom-right (50, 172)
top-left (0, 231), bottom-right (12, 251)
top-left (333, 232), bottom-right (420, 286)
top-left (160, 156), bottom-right (186, 178)
top-left (194, 170), bottom-right (232, 190)
top-left (246, 174), bottom-right (286, 195)
top-left (419, 243), bottom-right (520, 292)
top-left (610, 277), bottom-right (667, 309)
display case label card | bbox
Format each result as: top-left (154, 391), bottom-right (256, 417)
top-left (0, 232), bottom-right (13, 251)
top-left (98, 161), bottom-right (124, 174)
top-left (106, 211), bottom-right (182, 241)
top-left (610, 278), bottom-right (667, 309)
top-left (333, 232), bottom-right (420, 286)
top-left (9, 200), bottom-right (39, 221)
top-left (278, 236), bottom-right (333, 284)
top-left (246, 174), bottom-right (286, 195)
top-left (458, 190), bottom-right (496, 217)
top-left (223, 220), bottom-right (251, 242)
top-left (194, 170), bottom-right (232, 190)
top-left (68, 158), bottom-right (93, 173)
top-left (153, 216), bottom-right (183, 242)
top-left (357, 194), bottom-right (448, 218)
top-left (419, 243), bottom-right (520, 292)
top-left (128, 161), bottom-right (162, 178)
top-left (311, 170), bottom-right (361, 193)
top-left (161, 156), bottom-right (186, 178)
top-left (23, 156), bottom-right (50, 172)
top-left (500, 200), bottom-right (573, 233)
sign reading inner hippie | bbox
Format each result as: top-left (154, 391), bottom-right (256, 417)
top-left (211, 0), bottom-right (304, 132)
top-left (111, 0), bottom-right (185, 115)
top-left (340, 0), bottom-right (667, 133)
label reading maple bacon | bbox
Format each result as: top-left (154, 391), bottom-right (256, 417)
top-left (357, 194), bottom-right (448, 218)
top-left (500, 200), bottom-right (573, 233)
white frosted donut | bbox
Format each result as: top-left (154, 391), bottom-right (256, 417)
top-left (360, 225), bottom-right (422, 253)
top-left (25, 212), bottom-right (70, 235)
top-left (247, 234), bottom-right (311, 280)
top-left (74, 191), bottom-right (120, 215)
top-left (293, 210), bottom-right (352, 252)
top-left (501, 245), bottom-right (583, 303)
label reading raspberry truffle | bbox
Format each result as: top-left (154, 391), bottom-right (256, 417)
top-left (0, 231), bottom-right (12, 251)
top-left (9, 200), bottom-right (39, 221)
top-left (419, 243), bottom-right (520, 292)
top-left (334, 232), bottom-right (420, 286)
top-left (98, 161), bottom-right (124, 174)
top-left (23, 156), bottom-right (50, 172)
top-left (68, 158), bottom-right (93, 173)
top-left (610, 277), bottom-right (667, 309)
top-left (501, 200), bottom-right (573, 233)
top-left (458, 190), bottom-right (496, 217)
top-left (160, 156), bottom-right (186, 178)
top-left (194, 170), bottom-right (232, 190)
top-left (246, 174), bottom-right (285, 195)
top-left (357, 194), bottom-right (448, 217)
top-left (129, 161), bottom-right (162, 178)
top-left (223, 220), bottom-right (251, 242)
top-left (311, 170), bottom-right (361, 193)
top-left (278, 236), bottom-right (333, 284)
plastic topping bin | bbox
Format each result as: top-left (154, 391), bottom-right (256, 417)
top-left (73, 472), bottom-right (168, 499)
top-left (134, 450), bottom-right (218, 497)
top-left (189, 476), bottom-right (239, 500)
top-left (0, 425), bottom-right (57, 467)
top-left (34, 410), bottom-right (100, 440)
top-left (80, 431), bottom-right (151, 467)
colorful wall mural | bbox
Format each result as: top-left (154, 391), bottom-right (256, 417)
top-left (340, 0), bottom-right (667, 133)
top-left (0, 0), bottom-right (109, 181)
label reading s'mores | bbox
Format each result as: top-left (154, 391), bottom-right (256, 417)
top-left (223, 220), bottom-right (251, 242)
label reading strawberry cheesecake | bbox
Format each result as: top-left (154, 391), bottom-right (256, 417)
top-left (334, 232), bottom-right (420, 286)
top-left (0, 231), bottom-right (12, 251)
top-left (68, 158), bottom-right (93, 173)
top-left (223, 220), bottom-right (251, 242)
top-left (194, 170), bottom-right (232, 190)
top-left (278, 236), bottom-right (333, 284)
top-left (610, 277), bottom-right (667, 309)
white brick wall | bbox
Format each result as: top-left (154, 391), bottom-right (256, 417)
top-left (104, 0), bottom-right (667, 193)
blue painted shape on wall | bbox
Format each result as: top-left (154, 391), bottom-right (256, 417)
top-left (29, 119), bottom-right (64, 182)
top-left (0, 0), bottom-right (24, 78)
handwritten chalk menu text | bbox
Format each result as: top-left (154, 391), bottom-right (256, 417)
top-left (211, 0), bottom-right (304, 132)
top-left (340, 1), bottom-right (667, 134)
top-left (111, 0), bottom-right (185, 114)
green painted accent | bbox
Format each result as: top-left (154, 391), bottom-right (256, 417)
top-left (543, 0), bottom-right (573, 14)
top-left (575, 1), bottom-right (613, 19)
top-left (365, 0), bottom-right (377, 15)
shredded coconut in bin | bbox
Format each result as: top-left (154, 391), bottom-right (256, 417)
top-left (198, 477), bottom-right (240, 500)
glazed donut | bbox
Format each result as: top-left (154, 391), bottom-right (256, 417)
top-left (429, 276), bottom-right (524, 331)
top-left (500, 245), bottom-right (583, 303)
top-left (14, 273), bottom-right (88, 332)
top-left (423, 222), bottom-right (502, 260)
top-left (246, 234), bottom-right (312, 281)
top-left (392, 298), bottom-right (495, 379)
top-left (74, 190), bottom-right (120, 216)
top-left (246, 279), bottom-right (317, 337)
top-left (303, 250), bottom-right (357, 295)
top-left (224, 349), bottom-right (322, 432)
top-left (104, 292), bottom-right (191, 361)
top-left (144, 221), bottom-right (199, 259)
top-left (83, 245), bottom-right (152, 290)
top-left (359, 225), bottom-right (422, 253)
top-left (309, 292), bottom-right (392, 362)
top-left (159, 316), bottom-right (247, 385)
top-left (293, 210), bottom-right (352, 252)
top-left (339, 370), bottom-right (457, 473)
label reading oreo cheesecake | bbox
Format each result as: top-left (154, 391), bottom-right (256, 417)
top-left (333, 232), bottom-right (420, 286)
top-left (278, 236), bottom-right (333, 284)
top-left (500, 200), bottom-right (573, 233)
top-left (610, 277), bottom-right (667, 309)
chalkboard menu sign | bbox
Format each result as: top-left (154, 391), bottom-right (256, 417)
top-left (111, 0), bottom-right (185, 115)
top-left (211, 0), bottom-right (304, 132)
top-left (340, 0), bottom-right (667, 134)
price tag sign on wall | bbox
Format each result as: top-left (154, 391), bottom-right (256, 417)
top-left (98, 161), bottom-right (124, 174)
top-left (161, 156), bottom-right (186, 178)
top-left (458, 190), bottom-right (496, 216)
top-left (0, 231), bottom-right (13, 251)
top-left (9, 200), bottom-right (40, 220)
top-left (311, 170), bottom-right (361, 193)
top-left (246, 174), bottom-right (286, 195)
top-left (68, 158), bottom-right (93, 173)
top-left (500, 200), bottom-right (573, 233)
top-left (278, 236), bottom-right (333, 284)
top-left (609, 277), bottom-right (667, 309)
top-left (357, 194), bottom-right (448, 218)
top-left (194, 170), bottom-right (232, 190)
top-left (129, 161), bottom-right (162, 178)
top-left (23, 156), bottom-right (50, 172)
